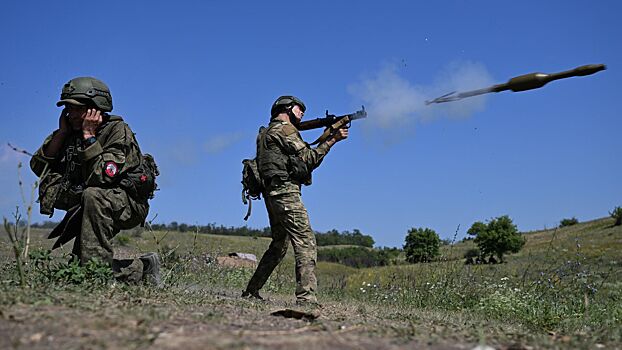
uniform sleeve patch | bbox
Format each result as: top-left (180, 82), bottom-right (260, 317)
top-left (104, 162), bottom-right (119, 177)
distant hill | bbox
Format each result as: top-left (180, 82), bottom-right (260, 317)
top-left (442, 216), bottom-right (621, 264)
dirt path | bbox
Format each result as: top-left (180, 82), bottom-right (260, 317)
top-left (0, 289), bottom-right (480, 350)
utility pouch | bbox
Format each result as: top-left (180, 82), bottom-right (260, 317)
top-left (120, 153), bottom-right (159, 203)
top-left (54, 184), bottom-right (84, 212)
top-left (38, 173), bottom-right (63, 216)
top-left (287, 155), bottom-right (312, 185)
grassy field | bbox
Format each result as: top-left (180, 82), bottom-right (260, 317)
top-left (1, 217), bottom-right (620, 349)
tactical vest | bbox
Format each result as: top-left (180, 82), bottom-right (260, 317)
top-left (256, 123), bottom-right (290, 186)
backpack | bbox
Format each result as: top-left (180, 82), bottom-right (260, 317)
top-left (241, 158), bottom-right (263, 220)
top-left (120, 153), bottom-right (160, 202)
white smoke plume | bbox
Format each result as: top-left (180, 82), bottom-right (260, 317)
top-left (204, 131), bottom-right (246, 155)
top-left (349, 61), bottom-right (495, 133)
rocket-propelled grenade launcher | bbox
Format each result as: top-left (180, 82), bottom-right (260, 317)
top-left (425, 64), bottom-right (606, 105)
top-left (297, 106), bottom-right (367, 145)
top-left (298, 106), bottom-right (367, 131)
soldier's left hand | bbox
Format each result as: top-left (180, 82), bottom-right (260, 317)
top-left (82, 108), bottom-right (102, 139)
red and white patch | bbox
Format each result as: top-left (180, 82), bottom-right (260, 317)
top-left (104, 162), bottom-right (118, 177)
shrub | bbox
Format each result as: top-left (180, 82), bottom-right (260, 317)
top-left (30, 250), bottom-right (113, 285)
top-left (318, 246), bottom-right (393, 268)
top-left (559, 217), bottom-right (579, 228)
top-left (467, 215), bottom-right (525, 263)
top-left (316, 229), bottom-right (375, 247)
top-left (610, 206), bottom-right (622, 226)
top-left (403, 227), bottom-right (440, 263)
top-left (464, 248), bottom-right (480, 259)
top-left (116, 234), bottom-right (131, 246)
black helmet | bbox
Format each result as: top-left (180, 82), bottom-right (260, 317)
top-left (56, 77), bottom-right (113, 112)
top-left (270, 95), bottom-right (305, 118)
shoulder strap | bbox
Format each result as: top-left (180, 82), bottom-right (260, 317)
top-left (258, 123), bottom-right (281, 152)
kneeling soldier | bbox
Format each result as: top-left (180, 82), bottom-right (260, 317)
top-left (30, 77), bottom-right (160, 284)
top-left (242, 96), bottom-right (348, 304)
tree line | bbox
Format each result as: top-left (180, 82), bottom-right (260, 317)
top-left (30, 221), bottom-right (375, 247)
top-left (317, 246), bottom-right (400, 268)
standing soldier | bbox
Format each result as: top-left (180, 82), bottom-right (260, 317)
top-left (30, 77), bottom-right (160, 284)
top-left (242, 96), bottom-right (348, 305)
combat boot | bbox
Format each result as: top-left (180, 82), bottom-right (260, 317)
top-left (112, 258), bottom-right (143, 284)
top-left (241, 290), bottom-right (264, 300)
top-left (139, 252), bottom-right (162, 287)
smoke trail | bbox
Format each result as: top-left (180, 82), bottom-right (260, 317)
top-left (204, 131), bottom-right (246, 155)
top-left (348, 61), bottom-right (495, 132)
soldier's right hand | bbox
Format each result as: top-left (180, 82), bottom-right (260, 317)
top-left (58, 108), bottom-right (72, 135)
top-left (332, 127), bottom-right (349, 142)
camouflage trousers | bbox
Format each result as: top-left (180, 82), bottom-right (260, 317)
top-left (245, 191), bottom-right (318, 302)
top-left (71, 187), bottom-right (148, 282)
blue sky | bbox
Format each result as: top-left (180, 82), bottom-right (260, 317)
top-left (1, 1), bottom-right (620, 247)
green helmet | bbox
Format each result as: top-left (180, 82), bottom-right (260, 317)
top-left (270, 95), bottom-right (306, 118)
top-left (56, 77), bottom-right (113, 112)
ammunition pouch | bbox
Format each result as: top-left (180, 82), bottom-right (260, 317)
top-left (38, 172), bottom-right (63, 216)
top-left (287, 154), bottom-right (312, 186)
top-left (54, 184), bottom-right (84, 212)
top-left (38, 173), bottom-right (84, 216)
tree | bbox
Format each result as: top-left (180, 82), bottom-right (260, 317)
top-left (467, 215), bottom-right (525, 263)
top-left (403, 227), bottom-right (440, 263)
top-left (610, 206), bottom-right (622, 226)
top-left (169, 221), bottom-right (178, 231)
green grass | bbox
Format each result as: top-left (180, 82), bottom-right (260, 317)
top-left (1, 216), bottom-right (621, 348)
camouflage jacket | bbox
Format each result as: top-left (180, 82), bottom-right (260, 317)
top-left (257, 120), bottom-right (331, 196)
top-left (30, 115), bottom-right (143, 216)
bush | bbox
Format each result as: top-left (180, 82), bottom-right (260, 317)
top-left (316, 229), bottom-right (375, 247)
top-left (116, 234), bottom-right (131, 246)
top-left (610, 206), bottom-right (622, 226)
top-left (559, 217), bottom-right (579, 228)
top-left (30, 250), bottom-right (113, 285)
top-left (317, 246), bottom-right (394, 268)
top-left (467, 215), bottom-right (525, 263)
top-left (403, 227), bottom-right (440, 263)
top-left (464, 248), bottom-right (480, 259)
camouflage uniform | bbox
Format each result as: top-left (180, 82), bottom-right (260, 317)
top-left (245, 120), bottom-right (331, 302)
top-left (31, 115), bottom-right (149, 280)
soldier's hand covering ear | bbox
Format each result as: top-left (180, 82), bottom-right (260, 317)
top-left (82, 109), bottom-right (102, 139)
top-left (59, 108), bottom-right (72, 135)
